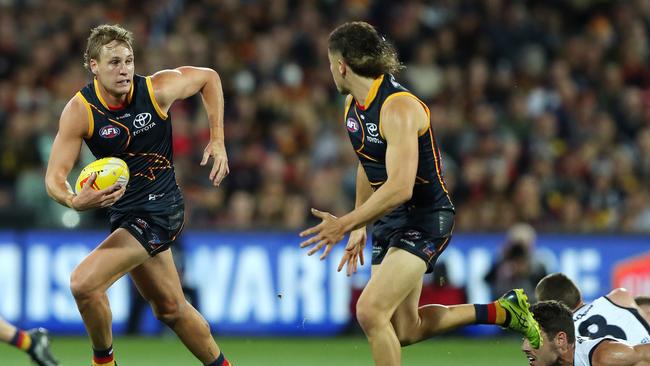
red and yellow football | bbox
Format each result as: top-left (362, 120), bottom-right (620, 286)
top-left (74, 157), bottom-right (129, 194)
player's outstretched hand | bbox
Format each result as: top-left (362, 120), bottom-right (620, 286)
top-left (201, 141), bottom-right (229, 187)
top-left (337, 227), bottom-right (366, 276)
top-left (299, 208), bottom-right (346, 260)
top-left (71, 173), bottom-right (126, 211)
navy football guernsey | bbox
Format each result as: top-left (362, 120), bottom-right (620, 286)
top-left (78, 75), bottom-right (179, 214)
top-left (344, 74), bottom-right (454, 237)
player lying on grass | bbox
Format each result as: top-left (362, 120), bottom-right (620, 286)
top-left (524, 300), bottom-right (650, 366)
top-left (536, 272), bottom-right (650, 344)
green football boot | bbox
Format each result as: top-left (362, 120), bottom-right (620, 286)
top-left (497, 289), bottom-right (542, 349)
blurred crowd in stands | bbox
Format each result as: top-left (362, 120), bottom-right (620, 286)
top-left (1, 0), bottom-right (650, 233)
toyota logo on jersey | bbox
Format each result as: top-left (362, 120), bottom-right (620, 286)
top-left (133, 112), bottom-right (152, 129)
top-left (99, 125), bottom-right (121, 138)
top-left (346, 118), bottom-right (359, 133)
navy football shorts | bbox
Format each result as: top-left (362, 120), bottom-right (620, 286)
top-left (109, 196), bottom-right (185, 256)
top-left (371, 209), bottom-right (454, 273)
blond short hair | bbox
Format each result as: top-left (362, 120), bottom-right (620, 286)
top-left (83, 24), bottom-right (134, 71)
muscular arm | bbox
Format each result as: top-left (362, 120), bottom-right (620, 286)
top-left (151, 66), bottom-right (228, 185)
top-left (45, 96), bottom-right (87, 208)
top-left (151, 66), bottom-right (225, 143)
top-left (355, 162), bottom-right (373, 209)
top-left (338, 96), bottom-right (427, 232)
top-left (592, 341), bottom-right (650, 366)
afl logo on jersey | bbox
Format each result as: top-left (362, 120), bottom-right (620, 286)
top-left (99, 125), bottom-right (121, 139)
top-left (346, 118), bottom-right (359, 133)
top-left (133, 113), bottom-right (152, 129)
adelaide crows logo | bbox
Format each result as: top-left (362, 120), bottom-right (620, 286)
top-left (121, 152), bottom-right (171, 181)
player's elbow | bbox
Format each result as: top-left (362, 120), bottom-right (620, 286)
top-left (205, 68), bottom-right (221, 85)
top-left (392, 186), bottom-right (413, 205)
top-left (400, 188), bottom-right (413, 202)
top-left (385, 177), bottom-right (414, 206)
top-left (44, 170), bottom-right (69, 202)
top-left (198, 68), bottom-right (222, 95)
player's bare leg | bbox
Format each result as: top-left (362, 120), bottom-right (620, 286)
top-left (0, 317), bottom-right (17, 342)
top-left (356, 248), bottom-right (427, 366)
top-left (388, 254), bottom-right (541, 349)
top-left (391, 278), bottom-right (478, 346)
top-left (70, 228), bottom-right (149, 364)
top-left (129, 248), bottom-right (227, 365)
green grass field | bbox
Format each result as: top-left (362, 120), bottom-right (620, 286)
top-left (2, 336), bottom-right (527, 365)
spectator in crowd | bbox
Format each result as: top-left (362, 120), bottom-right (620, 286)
top-left (485, 223), bottom-right (547, 301)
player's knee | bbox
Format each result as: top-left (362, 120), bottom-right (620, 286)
top-left (152, 298), bottom-right (184, 326)
top-left (356, 298), bottom-right (388, 333)
top-left (69, 268), bottom-right (96, 301)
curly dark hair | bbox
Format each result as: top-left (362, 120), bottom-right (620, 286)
top-left (328, 21), bottom-right (403, 78)
top-left (531, 301), bottom-right (575, 343)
